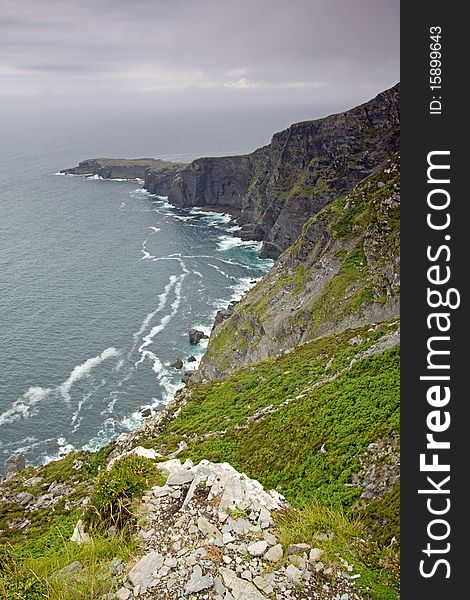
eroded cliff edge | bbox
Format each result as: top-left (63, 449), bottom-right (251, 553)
top-left (162, 84), bottom-right (399, 259)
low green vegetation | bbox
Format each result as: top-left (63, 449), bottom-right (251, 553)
top-left (276, 504), bottom-right (399, 600)
top-left (88, 454), bottom-right (164, 529)
top-left (0, 515), bottom-right (136, 600)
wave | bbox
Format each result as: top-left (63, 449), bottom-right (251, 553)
top-left (59, 347), bottom-right (120, 403)
top-left (149, 226), bottom-right (161, 234)
top-left (0, 386), bottom-right (52, 426)
top-left (217, 235), bottom-right (262, 252)
top-left (228, 276), bottom-right (258, 304)
top-left (137, 275), bottom-right (184, 354)
top-left (131, 275), bottom-right (179, 352)
top-left (140, 239), bottom-right (155, 260)
top-left (207, 263), bottom-right (233, 279)
top-left (189, 207), bottom-right (233, 224)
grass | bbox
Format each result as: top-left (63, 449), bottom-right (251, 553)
top-left (87, 454), bottom-right (165, 529)
top-left (276, 504), bottom-right (400, 600)
top-left (0, 516), bottom-right (136, 600)
top-left (141, 324), bottom-right (399, 516)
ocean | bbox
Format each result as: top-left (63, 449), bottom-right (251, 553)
top-left (0, 104), bottom-right (316, 472)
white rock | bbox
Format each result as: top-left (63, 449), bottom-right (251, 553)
top-left (219, 567), bottom-right (268, 600)
top-left (265, 543), bottom-right (283, 563)
top-left (247, 541), bottom-right (268, 557)
top-left (70, 519), bottom-right (90, 545)
top-left (285, 564), bottom-right (302, 586)
top-left (128, 551), bottom-right (164, 587)
top-left (107, 446), bottom-right (161, 471)
top-left (197, 516), bottom-right (223, 546)
top-left (309, 548), bottom-right (323, 562)
top-left (184, 564), bottom-right (213, 595)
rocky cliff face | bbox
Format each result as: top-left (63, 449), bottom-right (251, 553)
top-left (198, 155), bottom-right (400, 381)
top-left (162, 84), bottom-right (399, 258)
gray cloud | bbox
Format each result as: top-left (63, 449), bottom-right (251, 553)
top-left (0, 0), bottom-right (399, 109)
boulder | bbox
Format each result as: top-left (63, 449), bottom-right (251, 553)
top-left (140, 407), bottom-right (152, 418)
top-left (189, 329), bottom-right (208, 345)
top-left (187, 355), bottom-right (197, 362)
top-left (170, 358), bottom-right (184, 369)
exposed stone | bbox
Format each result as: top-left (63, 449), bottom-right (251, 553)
top-left (288, 543), bottom-right (310, 555)
top-left (247, 540), bottom-right (268, 557)
top-left (14, 491), bottom-right (33, 506)
top-left (184, 564), bottom-right (213, 595)
top-left (51, 561), bottom-right (83, 579)
top-left (189, 329), bottom-right (209, 345)
top-left (167, 470), bottom-right (195, 486)
top-left (265, 543), bottom-right (283, 563)
top-left (116, 588), bottom-right (131, 600)
top-left (140, 407), bottom-right (152, 418)
top-left (170, 358), bottom-right (184, 369)
top-left (285, 564), bottom-right (303, 586)
top-left (197, 516), bottom-right (223, 545)
top-left (4, 453), bottom-right (25, 480)
top-left (309, 548), bottom-right (323, 562)
top-left (289, 555), bottom-right (306, 570)
top-left (128, 551), bottom-right (164, 587)
top-left (219, 567), bottom-right (267, 600)
top-left (70, 519), bottom-right (91, 544)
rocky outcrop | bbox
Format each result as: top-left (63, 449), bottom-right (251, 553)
top-left (158, 84), bottom-right (399, 259)
top-left (197, 155), bottom-right (400, 380)
top-left (3, 453), bottom-right (25, 481)
top-left (61, 157), bottom-right (183, 190)
top-left (106, 458), bottom-right (360, 599)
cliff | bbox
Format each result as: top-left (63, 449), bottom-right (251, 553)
top-left (1, 87), bottom-right (401, 600)
top-left (61, 158), bottom-right (183, 193)
top-left (160, 84), bottom-right (399, 258)
top-left (198, 155), bottom-right (400, 380)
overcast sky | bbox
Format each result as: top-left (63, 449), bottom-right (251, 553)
top-left (0, 0), bottom-right (399, 111)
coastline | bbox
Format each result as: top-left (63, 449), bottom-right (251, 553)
top-left (1, 171), bottom-right (271, 475)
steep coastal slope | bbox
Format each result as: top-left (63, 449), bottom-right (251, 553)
top-left (163, 84), bottom-right (399, 258)
top-left (1, 88), bottom-right (400, 600)
top-left (198, 155), bottom-right (400, 380)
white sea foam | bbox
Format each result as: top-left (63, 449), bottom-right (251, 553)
top-left (0, 386), bottom-right (52, 426)
top-left (149, 226), bottom-right (161, 234)
top-left (140, 240), bottom-right (155, 260)
top-left (168, 214), bottom-right (197, 222)
top-left (207, 263), bottom-right (232, 279)
top-left (228, 277), bottom-right (258, 304)
top-left (59, 347), bottom-right (120, 403)
top-left (217, 235), bottom-right (262, 252)
top-left (130, 275), bottom-right (178, 357)
top-left (137, 275), bottom-right (184, 354)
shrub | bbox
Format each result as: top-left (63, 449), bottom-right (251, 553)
top-left (88, 454), bottom-right (162, 528)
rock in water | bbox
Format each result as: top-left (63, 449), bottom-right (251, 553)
top-left (4, 453), bottom-right (25, 480)
top-left (187, 355), bottom-right (197, 362)
top-left (189, 329), bottom-right (208, 345)
top-left (170, 358), bottom-right (184, 369)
